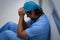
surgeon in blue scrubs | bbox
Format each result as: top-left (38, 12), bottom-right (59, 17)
top-left (0, 1), bottom-right (50, 40)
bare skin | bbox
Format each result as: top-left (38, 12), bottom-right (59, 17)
top-left (17, 7), bottom-right (29, 38)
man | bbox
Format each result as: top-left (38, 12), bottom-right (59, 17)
top-left (0, 1), bottom-right (50, 40)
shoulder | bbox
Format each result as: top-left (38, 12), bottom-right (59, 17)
top-left (34, 14), bottom-right (50, 25)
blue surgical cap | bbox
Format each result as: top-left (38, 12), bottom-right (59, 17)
top-left (24, 1), bottom-right (41, 12)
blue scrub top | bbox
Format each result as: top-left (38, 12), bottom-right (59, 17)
top-left (25, 14), bottom-right (50, 40)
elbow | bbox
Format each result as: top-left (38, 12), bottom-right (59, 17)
top-left (17, 32), bottom-right (20, 37)
top-left (17, 32), bottom-right (23, 38)
top-left (17, 31), bottom-right (20, 37)
top-left (17, 34), bottom-right (19, 37)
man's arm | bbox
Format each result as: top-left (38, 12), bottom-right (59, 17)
top-left (17, 7), bottom-right (29, 38)
top-left (23, 18), bottom-right (29, 30)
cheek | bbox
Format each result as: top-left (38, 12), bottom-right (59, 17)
top-left (26, 13), bottom-right (33, 18)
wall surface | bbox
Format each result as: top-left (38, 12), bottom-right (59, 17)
top-left (0, 0), bottom-right (39, 26)
top-left (0, 0), bottom-right (25, 27)
top-left (41, 0), bottom-right (60, 40)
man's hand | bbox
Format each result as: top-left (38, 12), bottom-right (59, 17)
top-left (18, 7), bottom-right (25, 16)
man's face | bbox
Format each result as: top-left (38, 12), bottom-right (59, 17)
top-left (26, 11), bottom-right (36, 20)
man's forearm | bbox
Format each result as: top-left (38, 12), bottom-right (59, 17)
top-left (23, 20), bottom-right (29, 30)
top-left (17, 16), bottom-right (29, 33)
top-left (17, 16), bottom-right (24, 35)
top-left (17, 7), bottom-right (29, 38)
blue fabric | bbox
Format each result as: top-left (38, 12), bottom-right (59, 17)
top-left (0, 22), bottom-right (18, 33)
top-left (0, 30), bottom-right (21, 40)
top-left (24, 1), bottom-right (41, 12)
top-left (0, 14), bottom-right (50, 40)
top-left (0, 22), bottom-right (26, 40)
top-left (26, 14), bottom-right (50, 40)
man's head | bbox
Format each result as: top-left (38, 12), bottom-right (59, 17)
top-left (24, 1), bottom-right (44, 20)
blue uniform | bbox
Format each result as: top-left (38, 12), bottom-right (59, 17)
top-left (26, 14), bottom-right (50, 40)
top-left (0, 14), bottom-right (50, 40)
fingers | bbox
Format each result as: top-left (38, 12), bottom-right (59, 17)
top-left (18, 7), bottom-right (24, 13)
top-left (18, 7), bottom-right (25, 16)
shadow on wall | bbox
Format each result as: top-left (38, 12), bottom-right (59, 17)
top-left (52, 9), bottom-right (60, 34)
